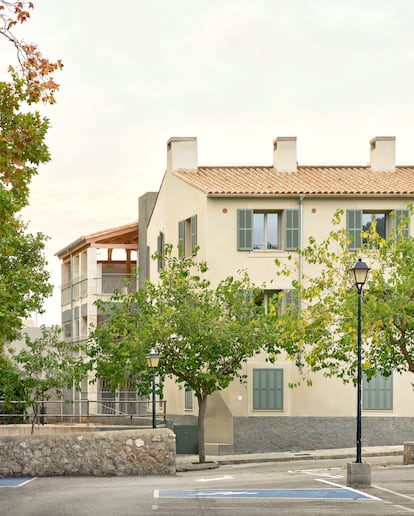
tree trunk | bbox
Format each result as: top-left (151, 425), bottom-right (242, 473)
top-left (197, 395), bottom-right (207, 463)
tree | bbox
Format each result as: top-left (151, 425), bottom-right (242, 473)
top-left (11, 325), bottom-right (88, 434)
top-left (270, 208), bottom-right (414, 385)
top-left (89, 246), bottom-right (286, 463)
top-left (0, 353), bottom-right (26, 423)
top-left (0, 1), bottom-right (62, 346)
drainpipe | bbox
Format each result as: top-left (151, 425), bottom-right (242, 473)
top-left (298, 195), bottom-right (304, 308)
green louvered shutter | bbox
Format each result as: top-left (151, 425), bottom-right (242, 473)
top-left (191, 214), bottom-right (197, 254)
top-left (285, 209), bottom-right (300, 251)
top-left (253, 369), bottom-right (283, 410)
top-left (178, 220), bottom-right (185, 258)
top-left (395, 209), bottom-right (410, 239)
top-left (363, 374), bottom-right (393, 410)
top-left (157, 232), bottom-right (164, 272)
top-left (237, 209), bottom-right (253, 250)
top-left (346, 210), bottom-right (362, 250)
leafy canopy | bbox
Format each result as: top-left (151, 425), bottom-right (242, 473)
top-left (271, 208), bottom-right (414, 383)
top-left (0, 1), bottom-right (62, 346)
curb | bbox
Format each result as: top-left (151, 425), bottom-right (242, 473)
top-left (176, 449), bottom-right (403, 472)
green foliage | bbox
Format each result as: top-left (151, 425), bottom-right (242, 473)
top-left (11, 326), bottom-right (89, 433)
top-left (0, 220), bottom-right (52, 344)
top-left (89, 245), bottom-right (281, 462)
top-left (0, 1), bottom-right (61, 347)
top-left (0, 353), bottom-right (27, 423)
top-left (272, 207), bottom-right (414, 383)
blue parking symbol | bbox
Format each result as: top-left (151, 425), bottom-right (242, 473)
top-left (157, 488), bottom-right (373, 500)
top-left (0, 478), bottom-right (34, 488)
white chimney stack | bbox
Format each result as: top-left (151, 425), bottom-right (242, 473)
top-left (167, 137), bottom-right (198, 172)
top-left (370, 136), bottom-right (396, 172)
top-left (273, 137), bottom-right (297, 172)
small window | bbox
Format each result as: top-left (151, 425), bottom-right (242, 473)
top-left (237, 209), bottom-right (300, 252)
top-left (347, 209), bottom-right (410, 249)
top-left (253, 212), bottom-right (279, 250)
top-left (362, 212), bottom-right (386, 240)
top-left (363, 373), bottom-right (393, 410)
top-left (253, 369), bottom-right (283, 410)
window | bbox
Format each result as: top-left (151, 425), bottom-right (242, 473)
top-left (253, 369), bottom-right (283, 410)
top-left (253, 212), bottom-right (279, 250)
top-left (184, 387), bottom-right (193, 410)
top-left (347, 209), bottom-right (409, 250)
top-left (363, 373), bottom-right (393, 410)
top-left (178, 214), bottom-right (197, 258)
top-left (237, 209), bottom-right (300, 251)
top-left (255, 289), bottom-right (299, 315)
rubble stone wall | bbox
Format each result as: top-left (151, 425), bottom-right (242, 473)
top-left (0, 428), bottom-right (176, 477)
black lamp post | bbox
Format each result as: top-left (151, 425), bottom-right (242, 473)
top-left (350, 258), bottom-right (370, 464)
top-left (146, 348), bottom-right (160, 429)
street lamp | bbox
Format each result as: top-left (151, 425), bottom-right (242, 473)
top-left (350, 258), bottom-right (370, 464)
top-left (146, 348), bottom-right (160, 429)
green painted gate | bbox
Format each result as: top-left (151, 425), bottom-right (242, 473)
top-left (174, 425), bottom-right (198, 454)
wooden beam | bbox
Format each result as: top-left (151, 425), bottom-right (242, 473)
top-left (90, 243), bottom-right (137, 250)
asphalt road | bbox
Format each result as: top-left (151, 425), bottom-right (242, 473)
top-left (1, 455), bottom-right (413, 515)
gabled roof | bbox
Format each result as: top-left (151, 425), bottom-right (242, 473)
top-left (56, 221), bottom-right (138, 258)
top-left (174, 166), bottom-right (414, 196)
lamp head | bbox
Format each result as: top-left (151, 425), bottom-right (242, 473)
top-left (146, 348), bottom-right (160, 368)
top-left (351, 258), bottom-right (370, 290)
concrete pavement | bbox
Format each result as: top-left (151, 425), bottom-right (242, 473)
top-left (176, 444), bottom-right (403, 471)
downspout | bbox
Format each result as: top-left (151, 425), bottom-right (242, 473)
top-left (298, 195), bottom-right (304, 309)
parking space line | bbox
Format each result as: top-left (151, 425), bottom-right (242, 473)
top-left (373, 484), bottom-right (414, 503)
top-left (316, 479), bottom-right (381, 500)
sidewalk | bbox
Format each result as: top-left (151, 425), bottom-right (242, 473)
top-left (176, 445), bottom-right (403, 472)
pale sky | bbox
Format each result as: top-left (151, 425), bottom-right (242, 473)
top-left (4, 0), bottom-right (414, 325)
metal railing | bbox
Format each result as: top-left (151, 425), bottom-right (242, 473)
top-left (0, 399), bottom-right (167, 426)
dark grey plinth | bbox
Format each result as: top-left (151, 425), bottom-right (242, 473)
top-left (347, 462), bottom-right (371, 487)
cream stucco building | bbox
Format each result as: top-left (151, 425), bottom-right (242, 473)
top-left (140, 135), bottom-right (414, 454)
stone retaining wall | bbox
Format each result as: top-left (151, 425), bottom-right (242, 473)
top-left (0, 428), bottom-right (176, 477)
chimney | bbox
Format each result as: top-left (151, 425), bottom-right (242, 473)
top-left (370, 136), bottom-right (396, 172)
top-left (273, 137), bottom-right (297, 172)
top-left (167, 137), bottom-right (198, 172)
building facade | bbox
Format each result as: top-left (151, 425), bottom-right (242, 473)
top-left (56, 222), bottom-right (139, 419)
top-left (140, 135), bottom-right (414, 453)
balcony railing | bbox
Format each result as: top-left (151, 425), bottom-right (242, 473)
top-left (60, 273), bottom-right (137, 304)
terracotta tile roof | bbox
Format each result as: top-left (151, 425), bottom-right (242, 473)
top-left (174, 166), bottom-right (414, 196)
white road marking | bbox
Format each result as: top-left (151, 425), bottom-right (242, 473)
top-left (196, 475), bottom-right (234, 482)
top-left (153, 489), bottom-right (159, 498)
top-left (288, 468), bottom-right (343, 479)
top-left (373, 484), bottom-right (414, 502)
top-left (316, 478), bottom-right (381, 500)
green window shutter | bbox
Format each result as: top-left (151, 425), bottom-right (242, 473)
top-left (285, 209), bottom-right (300, 251)
top-left (363, 374), bottom-right (393, 410)
top-left (157, 232), bottom-right (164, 272)
top-left (395, 209), bottom-right (410, 239)
top-left (253, 369), bottom-right (283, 410)
top-left (184, 387), bottom-right (193, 410)
top-left (346, 210), bottom-right (362, 250)
top-left (237, 209), bottom-right (253, 250)
top-left (178, 220), bottom-right (185, 258)
top-left (191, 214), bottom-right (197, 253)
